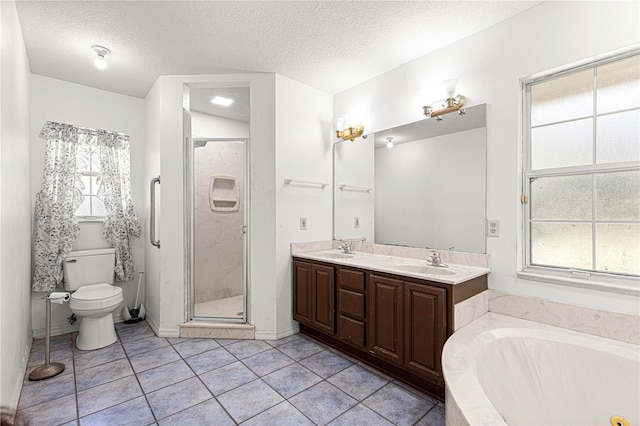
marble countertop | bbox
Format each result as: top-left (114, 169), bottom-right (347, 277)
top-left (293, 249), bottom-right (490, 285)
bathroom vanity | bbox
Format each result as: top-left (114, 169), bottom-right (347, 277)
top-left (291, 245), bottom-right (489, 400)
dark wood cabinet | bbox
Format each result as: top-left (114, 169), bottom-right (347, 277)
top-left (292, 260), bottom-right (313, 326)
top-left (293, 260), bottom-right (335, 334)
top-left (337, 267), bottom-right (366, 348)
top-left (292, 256), bottom-right (487, 401)
top-left (368, 274), bottom-right (403, 365)
top-left (404, 282), bottom-right (447, 384)
top-left (312, 263), bottom-right (335, 334)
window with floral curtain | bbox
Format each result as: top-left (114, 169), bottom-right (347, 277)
top-left (32, 121), bottom-right (141, 292)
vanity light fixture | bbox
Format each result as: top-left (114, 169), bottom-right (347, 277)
top-left (210, 96), bottom-right (234, 107)
top-left (336, 124), bottom-right (364, 142)
top-left (386, 137), bottom-right (394, 149)
top-left (423, 78), bottom-right (466, 120)
top-left (91, 45), bottom-right (111, 70)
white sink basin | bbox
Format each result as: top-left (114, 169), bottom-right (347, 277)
top-left (315, 252), bottom-right (355, 260)
top-left (393, 264), bottom-right (456, 275)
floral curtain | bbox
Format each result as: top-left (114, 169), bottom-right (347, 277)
top-left (32, 122), bottom-right (140, 291)
top-left (32, 123), bottom-right (84, 291)
top-left (96, 131), bottom-right (141, 281)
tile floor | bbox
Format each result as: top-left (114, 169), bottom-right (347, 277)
top-left (17, 321), bottom-right (445, 425)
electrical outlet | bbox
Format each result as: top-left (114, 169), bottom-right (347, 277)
top-left (354, 217), bottom-right (360, 228)
top-left (300, 217), bottom-right (307, 230)
top-left (487, 220), bottom-right (499, 237)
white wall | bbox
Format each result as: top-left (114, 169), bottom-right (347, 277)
top-left (334, 1), bottom-right (640, 315)
top-left (274, 74), bottom-right (333, 337)
top-left (191, 110), bottom-right (249, 139)
top-left (143, 79), bottom-right (162, 332)
top-left (334, 136), bottom-right (375, 241)
top-left (30, 74), bottom-right (146, 337)
top-left (0, 0), bottom-right (33, 407)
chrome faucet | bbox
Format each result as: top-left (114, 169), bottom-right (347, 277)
top-left (426, 251), bottom-right (447, 267)
top-left (338, 240), bottom-right (353, 254)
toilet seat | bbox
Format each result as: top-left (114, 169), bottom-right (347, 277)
top-left (70, 283), bottom-right (123, 310)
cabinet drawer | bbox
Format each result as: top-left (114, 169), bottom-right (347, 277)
top-left (338, 315), bottom-right (365, 348)
top-left (338, 289), bottom-right (365, 320)
top-left (338, 268), bottom-right (365, 292)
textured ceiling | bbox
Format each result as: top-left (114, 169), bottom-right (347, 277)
top-left (15, 1), bottom-right (542, 98)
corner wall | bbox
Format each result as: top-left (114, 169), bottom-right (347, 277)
top-left (29, 74), bottom-right (146, 337)
top-left (0, 0), bottom-right (33, 407)
top-left (274, 74), bottom-right (333, 337)
top-left (334, 1), bottom-right (640, 314)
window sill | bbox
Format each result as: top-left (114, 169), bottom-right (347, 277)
top-left (77, 217), bottom-right (106, 223)
top-left (518, 267), bottom-right (640, 297)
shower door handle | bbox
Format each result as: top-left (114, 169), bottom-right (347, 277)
top-left (150, 176), bottom-right (160, 248)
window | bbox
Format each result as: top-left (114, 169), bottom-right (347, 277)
top-left (76, 145), bottom-right (107, 218)
top-left (522, 53), bottom-right (640, 285)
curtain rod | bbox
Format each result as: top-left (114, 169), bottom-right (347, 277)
top-left (41, 121), bottom-right (129, 138)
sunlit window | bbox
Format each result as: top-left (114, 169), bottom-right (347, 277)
top-left (523, 53), bottom-right (640, 277)
top-left (76, 146), bottom-right (107, 218)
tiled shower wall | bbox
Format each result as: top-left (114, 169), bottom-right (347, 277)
top-left (194, 141), bottom-right (244, 304)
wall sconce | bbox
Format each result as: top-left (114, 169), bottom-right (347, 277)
top-left (423, 78), bottom-right (466, 121)
top-left (336, 124), bottom-right (364, 142)
top-left (334, 117), bottom-right (364, 142)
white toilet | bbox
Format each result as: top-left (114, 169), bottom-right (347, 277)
top-left (63, 248), bottom-right (123, 351)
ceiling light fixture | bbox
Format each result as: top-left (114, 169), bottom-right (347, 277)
top-left (91, 45), bottom-right (111, 70)
top-left (423, 78), bottom-right (466, 121)
top-left (386, 137), bottom-right (394, 149)
top-left (210, 96), bottom-right (235, 107)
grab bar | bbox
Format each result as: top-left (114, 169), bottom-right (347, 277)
top-left (150, 176), bottom-right (160, 248)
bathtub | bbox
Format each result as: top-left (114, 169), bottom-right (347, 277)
top-left (442, 313), bottom-right (640, 426)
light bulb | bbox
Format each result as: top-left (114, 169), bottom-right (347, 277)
top-left (94, 55), bottom-right (107, 70)
top-left (91, 45), bottom-right (111, 70)
top-left (386, 137), bottom-right (394, 149)
top-left (442, 78), bottom-right (458, 98)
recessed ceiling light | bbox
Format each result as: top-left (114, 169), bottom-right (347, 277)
top-left (210, 96), bottom-right (234, 107)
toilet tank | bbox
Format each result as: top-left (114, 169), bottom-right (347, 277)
top-left (63, 248), bottom-right (116, 291)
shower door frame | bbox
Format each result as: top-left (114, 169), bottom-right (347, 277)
top-left (186, 137), bottom-right (250, 324)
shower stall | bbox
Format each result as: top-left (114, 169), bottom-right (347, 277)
top-left (185, 83), bottom-right (250, 323)
top-left (192, 139), bottom-right (247, 320)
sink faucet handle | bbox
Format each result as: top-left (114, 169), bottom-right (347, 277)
top-left (338, 239), bottom-right (353, 254)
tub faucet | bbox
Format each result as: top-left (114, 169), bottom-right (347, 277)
top-left (427, 251), bottom-right (447, 267)
top-left (338, 240), bottom-right (353, 254)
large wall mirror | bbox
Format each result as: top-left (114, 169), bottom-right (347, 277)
top-left (333, 103), bottom-right (487, 253)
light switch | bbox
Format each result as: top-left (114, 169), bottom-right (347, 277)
top-left (354, 217), bottom-right (360, 228)
top-left (300, 217), bottom-right (307, 230)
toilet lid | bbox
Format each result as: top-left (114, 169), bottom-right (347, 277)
top-left (72, 283), bottom-right (122, 301)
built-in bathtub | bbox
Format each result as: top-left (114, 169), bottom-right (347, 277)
top-left (442, 313), bottom-right (640, 426)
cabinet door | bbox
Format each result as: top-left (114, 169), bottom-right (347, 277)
top-left (368, 274), bottom-right (403, 365)
top-left (404, 282), bottom-right (447, 384)
top-left (312, 264), bottom-right (335, 334)
top-left (292, 260), bottom-right (313, 326)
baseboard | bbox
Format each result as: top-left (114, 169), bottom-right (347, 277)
top-left (145, 311), bottom-right (160, 336)
top-left (32, 322), bottom-right (80, 340)
top-left (9, 339), bottom-right (33, 408)
top-left (255, 323), bottom-right (299, 341)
